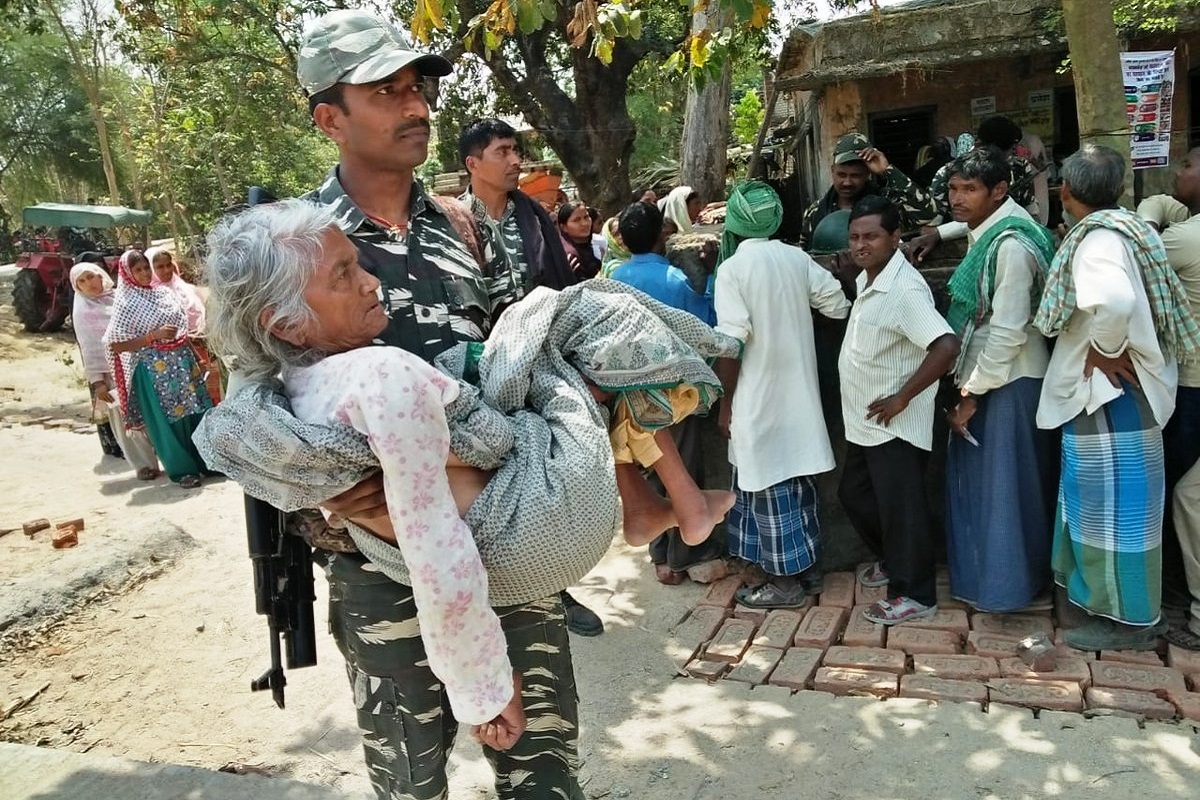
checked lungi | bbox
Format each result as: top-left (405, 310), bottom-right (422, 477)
top-left (1053, 380), bottom-right (1165, 626)
top-left (727, 468), bottom-right (821, 576)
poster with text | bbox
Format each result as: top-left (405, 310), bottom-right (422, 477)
top-left (1121, 50), bottom-right (1175, 169)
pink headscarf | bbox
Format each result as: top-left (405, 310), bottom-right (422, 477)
top-left (146, 246), bottom-right (206, 334)
top-left (69, 262), bottom-right (115, 383)
top-left (103, 249), bottom-right (190, 420)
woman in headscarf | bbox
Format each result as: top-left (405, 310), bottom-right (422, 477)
top-left (659, 185), bottom-right (701, 234)
top-left (104, 249), bottom-right (213, 489)
top-left (70, 259), bottom-right (161, 480)
top-left (147, 246), bottom-right (221, 404)
top-left (599, 216), bottom-right (631, 278)
top-left (556, 202), bottom-right (603, 279)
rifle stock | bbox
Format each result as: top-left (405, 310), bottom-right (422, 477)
top-left (245, 494), bottom-right (317, 709)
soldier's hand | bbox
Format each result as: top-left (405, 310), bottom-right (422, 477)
top-left (323, 472), bottom-right (388, 520)
top-left (857, 146), bottom-right (891, 175)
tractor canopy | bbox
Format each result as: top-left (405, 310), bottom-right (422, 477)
top-left (22, 203), bottom-right (153, 229)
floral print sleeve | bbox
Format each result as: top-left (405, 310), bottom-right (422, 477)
top-left (286, 347), bottom-right (512, 726)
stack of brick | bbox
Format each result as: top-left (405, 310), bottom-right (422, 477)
top-left (677, 567), bottom-right (1200, 722)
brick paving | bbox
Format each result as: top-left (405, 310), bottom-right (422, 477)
top-left (679, 567), bottom-right (1200, 723)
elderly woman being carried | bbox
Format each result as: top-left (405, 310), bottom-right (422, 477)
top-left (196, 199), bottom-right (739, 735)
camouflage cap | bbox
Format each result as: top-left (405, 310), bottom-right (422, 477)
top-left (833, 132), bottom-right (871, 165)
top-left (297, 10), bottom-right (453, 96)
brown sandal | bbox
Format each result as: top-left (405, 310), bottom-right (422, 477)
top-left (179, 474), bottom-right (203, 489)
top-left (136, 467), bottom-right (160, 481)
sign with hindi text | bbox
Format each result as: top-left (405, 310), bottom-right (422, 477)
top-left (1120, 50), bottom-right (1175, 169)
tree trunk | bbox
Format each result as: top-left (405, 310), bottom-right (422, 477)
top-left (679, 9), bottom-right (732, 203)
top-left (1062, 0), bottom-right (1134, 205)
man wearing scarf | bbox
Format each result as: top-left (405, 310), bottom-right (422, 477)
top-left (713, 182), bottom-right (851, 608)
top-left (1036, 144), bottom-right (1200, 651)
top-left (942, 147), bottom-right (1059, 615)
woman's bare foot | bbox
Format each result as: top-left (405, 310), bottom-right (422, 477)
top-left (622, 494), bottom-right (676, 546)
top-left (677, 489), bottom-right (736, 545)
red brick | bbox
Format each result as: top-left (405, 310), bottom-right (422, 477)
top-left (22, 518), bottom-right (50, 537)
top-left (855, 582), bottom-right (888, 605)
top-left (726, 645), bottom-right (784, 685)
top-left (988, 679), bottom-right (1084, 712)
top-left (998, 656), bottom-right (1091, 686)
top-left (841, 605), bottom-right (886, 648)
top-left (1088, 660), bottom-right (1187, 696)
top-left (912, 654), bottom-right (999, 681)
top-left (934, 582), bottom-right (970, 611)
top-left (685, 659), bottom-right (728, 682)
top-left (1099, 649), bottom-right (1165, 667)
top-left (1051, 629), bottom-right (1097, 660)
top-left (56, 517), bottom-right (85, 531)
top-left (753, 610), bottom-right (803, 649)
top-left (813, 666), bottom-right (898, 698)
top-left (823, 645), bottom-right (907, 675)
top-left (966, 632), bottom-right (1022, 658)
top-left (732, 604), bottom-right (769, 626)
top-left (970, 613), bottom-right (1054, 638)
top-left (768, 647), bottom-right (824, 690)
top-left (685, 558), bottom-right (730, 584)
top-left (887, 627), bottom-right (962, 655)
top-left (51, 527), bottom-right (79, 549)
top-left (818, 572), bottom-right (856, 608)
top-left (793, 606), bottom-right (848, 649)
top-left (703, 618), bottom-right (758, 663)
top-left (900, 675), bottom-right (988, 707)
top-left (1085, 687), bottom-right (1176, 719)
top-left (674, 605), bottom-right (727, 649)
top-left (896, 608), bottom-right (970, 636)
top-left (697, 576), bottom-right (743, 608)
top-left (1171, 691), bottom-right (1200, 721)
top-left (1166, 644), bottom-right (1200, 673)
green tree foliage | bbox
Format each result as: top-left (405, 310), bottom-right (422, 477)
top-left (731, 88), bottom-right (764, 145)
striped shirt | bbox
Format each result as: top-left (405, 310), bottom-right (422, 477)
top-left (838, 248), bottom-right (955, 451)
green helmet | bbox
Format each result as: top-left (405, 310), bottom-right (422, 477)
top-left (809, 209), bottom-right (851, 255)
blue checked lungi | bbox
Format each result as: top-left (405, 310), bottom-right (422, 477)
top-left (727, 469), bottom-right (821, 576)
top-left (1053, 380), bottom-right (1164, 626)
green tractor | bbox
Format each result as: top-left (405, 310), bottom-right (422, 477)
top-left (13, 203), bottom-right (152, 333)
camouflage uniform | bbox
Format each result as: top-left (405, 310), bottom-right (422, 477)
top-left (460, 188), bottom-right (529, 296)
top-left (798, 166), bottom-right (936, 247)
top-left (303, 167), bottom-right (584, 800)
top-left (928, 153), bottom-right (1039, 220)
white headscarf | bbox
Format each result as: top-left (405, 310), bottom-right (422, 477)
top-left (147, 246), bottom-right (206, 334)
top-left (70, 262), bottom-right (115, 382)
top-left (661, 185), bottom-right (696, 234)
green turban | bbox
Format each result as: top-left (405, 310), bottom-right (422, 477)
top-left (719, 181), bottom-right (783, 265)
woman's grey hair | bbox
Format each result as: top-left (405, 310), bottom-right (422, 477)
top-left (204, 199), bottom-right (339, 381)
top-left (1061, 143), bottom-right (1125, 208)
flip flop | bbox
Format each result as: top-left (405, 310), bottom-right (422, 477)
top-left (735, 582), bottom-right (808, 609)
top-left (1164, 626), bottom-right (1200, 651)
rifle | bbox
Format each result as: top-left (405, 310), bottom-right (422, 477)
top-left (242, 184), bottom-right (316, 710)
top-left (245, 496), bottom-right (317, 709)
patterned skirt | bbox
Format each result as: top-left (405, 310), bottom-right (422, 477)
top-left (1053, 382), bottom-right (1164, 625)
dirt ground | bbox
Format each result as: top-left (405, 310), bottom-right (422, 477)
top-left (3, 265), bottom-right (1200, 800)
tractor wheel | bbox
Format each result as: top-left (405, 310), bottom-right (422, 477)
top-left (12, 268), bottom-right (70, 333)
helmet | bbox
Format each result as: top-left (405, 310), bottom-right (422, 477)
top-left (808, 209), bottom-right (851, 255)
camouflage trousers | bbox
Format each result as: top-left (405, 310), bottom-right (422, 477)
top-left (326, 551), bottom-right (585, 800)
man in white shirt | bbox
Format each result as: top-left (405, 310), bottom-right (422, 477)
top-left (1035, 143), bottom-right (1200, 651)
top-left (1137, 149), bottom-right (1200, 649)
top-left (942, 147), bottom-right (1058, 614)
top-left (836, 196), bottom-right (960, 625)
top-left (713, 182), bottom-right (851, 609)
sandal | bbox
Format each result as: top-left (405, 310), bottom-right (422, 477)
top-left (857, 561), bottom-right (889, 588)
top-left (136, 467), bottom-right (160, 481)
top-left (179, 474), bottom-right (203, 490)
top-left (862, 596), bottom-right (937, 626)
top-left (1162, 626), bottom-right (1200, 651)
top-left (654, 563), bottom-right (685, 586)
top-left (734, 582), bottom-right (808, 609)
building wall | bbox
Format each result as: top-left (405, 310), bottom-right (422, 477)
top-left (798, 31), bottom-right (1200, 202)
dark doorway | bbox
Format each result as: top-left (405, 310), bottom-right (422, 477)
top-left (869, 107), bottom-right (936, 176)
top-left (1190, 68), bottom-right (1200, 146)
top-left (1053, 86), bottom-right (1079, 164)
